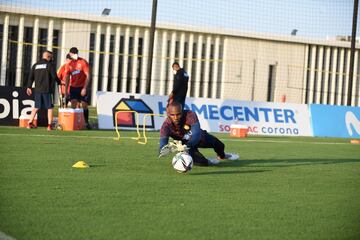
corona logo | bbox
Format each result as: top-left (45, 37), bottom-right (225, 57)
top-left (345, 111), bottom-right (360, 136)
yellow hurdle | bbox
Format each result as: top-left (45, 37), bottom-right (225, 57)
top-left (114, 111), bottom-right (166, 144)
top-left (138, 113), bottom-right (166, 145)
top-left (114, 110), bottom-right (141, 141)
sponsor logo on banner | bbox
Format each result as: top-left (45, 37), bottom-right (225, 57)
top-left (345, 111), bottom-right (360, 136)
top-left (0, 86), bottom-right (35, 126)
top-left (97, 92), bottom-right (312, 136)
top-left (310, 104), bottom-right (360, 139)
top-left (112, 96), bottom-right (155, 128)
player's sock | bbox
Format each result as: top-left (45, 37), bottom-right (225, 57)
top-left (84, 108), bottom-right (89, 123)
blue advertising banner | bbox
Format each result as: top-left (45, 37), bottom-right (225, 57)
top-left (97, 91), bottom-right (312, 136)
top-left (310, 104), bottom-right (360, 139)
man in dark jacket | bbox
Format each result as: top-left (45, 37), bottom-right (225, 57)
top-left (168, 62), bottom-right (189, 109)
top-left (26, 50), bottom-right (61, 130)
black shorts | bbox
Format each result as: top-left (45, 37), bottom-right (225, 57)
top-left (69, 86), bottom-right (89, 103)
top-left (34, 93), bottom-right (53, 109)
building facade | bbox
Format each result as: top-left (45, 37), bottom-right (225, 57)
top-left (1, 4), bottom-right (359, 106)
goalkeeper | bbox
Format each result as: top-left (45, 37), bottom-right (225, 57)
top-left (159, 102), bottom-right (238, 166)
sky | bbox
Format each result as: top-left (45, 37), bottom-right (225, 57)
top-left (1, 0), bottom-right (357, 39)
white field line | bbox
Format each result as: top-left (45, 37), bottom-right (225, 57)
top-left (0, 231), bottom-right (16, 240)
top-left (0, 132), bottom-right (349, 145)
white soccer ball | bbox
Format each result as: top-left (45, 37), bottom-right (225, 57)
top-left (172, 152), bottom-right (193, 173)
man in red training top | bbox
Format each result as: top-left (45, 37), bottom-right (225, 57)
top-left (57, 53), bottom-right (72, 107)
top-left (64, 47), bottom-right (91, 129)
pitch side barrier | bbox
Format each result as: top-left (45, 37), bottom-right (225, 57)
top-left (158, 102), bottom-right (305, 136)
top-left (159, 102), bottom-right (296, 123)
top-left (98, 91), bottom-right (360, 139)
top-left (96, 92), bottom-right (312, 137)
top-left (310, 104), bottom-right (360, 139)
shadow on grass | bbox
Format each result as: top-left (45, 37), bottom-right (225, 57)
top-left (89, 164), bottom-right (106, 168)
top-left (190, 169), bottom-right (270, 176)
top-left (217, 158), bottom-right (360, 168)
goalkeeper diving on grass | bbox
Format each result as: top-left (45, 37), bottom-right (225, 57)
top-left (159, 102), bottom-right (239, 166)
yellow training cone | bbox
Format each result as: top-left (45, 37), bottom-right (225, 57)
top-left (72, 161), bottom-right (90, 168)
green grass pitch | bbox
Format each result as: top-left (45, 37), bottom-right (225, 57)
top-left (0, 127), bottom-right (359, 240)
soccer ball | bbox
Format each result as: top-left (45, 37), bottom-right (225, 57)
top-left (172, 152), bottom-right (193, 173)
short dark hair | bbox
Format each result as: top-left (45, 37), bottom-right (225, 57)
top-left (66, 53), bottom-right (71, 59)
top-left (44, 50), bottom-right (53, 55)
top-left (172, 62), bottom-right (180, 68)
top-left (69, 47), bottom-right (79, 54)
top-left (168, 101), bottom-right (182, 110)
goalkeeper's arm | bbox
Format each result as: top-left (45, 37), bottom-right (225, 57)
top-left (159, 136), bottom-right (169, 154)
top-left (186, 122), bottom-right (201, 148)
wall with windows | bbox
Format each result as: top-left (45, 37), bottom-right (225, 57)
top-left (0, 5), bottom-right (359, 106)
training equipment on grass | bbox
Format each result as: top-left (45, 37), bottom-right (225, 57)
top-left (57, 108), bottom-right (85, 131)
top-left (72, 161), bottom-right (90, 168)
top-left (114, 110), bottom-right (141, 141)
top-left (138, 113), bottom-right (166, 144)
top-left (172, 152), bottom-right (193, 173)
top-left (114, 111), bottom-right (165, 144)
top-left (230, 124), bottom-right (248, 138)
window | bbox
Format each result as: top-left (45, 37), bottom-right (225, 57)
top-left (183, 41), bottom-right (188, 71)
top-left (199, 43), bottom-right (205, 97)
top-left (312, 46), bottom-right (319, 103)
top-left (326, 48), bottom-right (334, 104)
top-left (107, 34), bottom-right (115, 92)
top-left (97, 34), bottom-right (105, 91)
top-left (175, 40), bottom-right (179, 61)
top-left (304, 46), bottom-right (312, 104)
top-left (52, 29), bottom-right (59, 67)
top-left (117, 35), bottom-right (124, 92)
top-left (126, 36), bottom-right (133, 93)
top-left (319, 48), bottom-right (327, 104)
top-left (267, 65), bottom-right (276, 102)
top-left (216, 44), bottom-right (224, 98)
top-left (88, 33), bottom-right (95, 72)
top-left (334, 48), bottom-right (341, 105)
top-left (0, 24), bottom-right (3, 77)
top-left (136, 37), bottom-right (143, 93)
top-left (6, 25), bottom-right (18, 86)
top-left (208, 44), bottom-right (215, 98)
top-left (164, 39), bottom-right (171, 94)
top-left (37, 28), bottom-right (47, 60)
top-left (22, 27), bottom-right (33, 86)
top-left (341, 50), bottom-right (348, 105)
top-left (87, 32), bottom-right (96, 103)
top-left (190, 42), bottom-right (197, 97)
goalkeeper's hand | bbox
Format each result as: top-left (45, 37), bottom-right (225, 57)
top-left (173, 140), bottom-right (189, 152)
top-left (158, 141), bottom-right (189, 158)
top-left (158, 142), bottom-right (178, 158)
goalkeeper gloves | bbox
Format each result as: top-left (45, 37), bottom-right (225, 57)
top-left (173, 140), bottom-right (189, 152)
top-left (158, 141), bottom-right (189, 158)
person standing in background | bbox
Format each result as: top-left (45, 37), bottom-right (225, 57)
top-left (167, 62), bottom-right (189, 110)
top-left (64, 47), bottom-right (92, 129)
top-left (26, 50), bottom-right (61, 130)
top-left (57, 53), bottom-right (72, 107)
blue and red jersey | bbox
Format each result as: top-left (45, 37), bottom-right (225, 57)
top-left (159, 110), bottom-right (206, 151)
